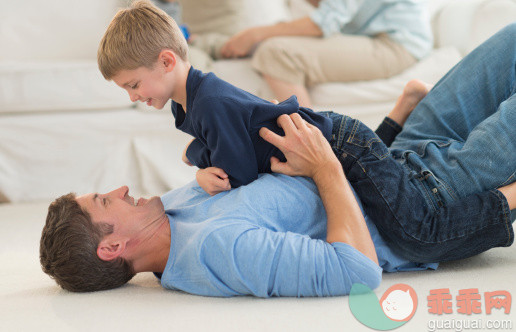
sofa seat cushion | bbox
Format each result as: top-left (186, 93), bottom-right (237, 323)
top-left (212, 46), bottom-right (462, 108)
top-left (0, 61), bottom-right (132, 114)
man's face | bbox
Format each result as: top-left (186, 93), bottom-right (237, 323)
top-left (112, 64), bottom-right (172, 110)
top-left (76, 186), bottom-right (165, 238)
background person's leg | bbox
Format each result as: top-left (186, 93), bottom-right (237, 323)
top-left (251, 34), bottom-right (416, 108)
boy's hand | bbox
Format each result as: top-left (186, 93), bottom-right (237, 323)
top-left (182, 139), bottom-right (195, 166)
top-left (196, 167), bottom-right (231, 196)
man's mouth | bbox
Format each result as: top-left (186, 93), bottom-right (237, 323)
top-left (133, 197), bottom-right (148, 206)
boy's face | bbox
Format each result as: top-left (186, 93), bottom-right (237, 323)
top-left (112, 63), bottom-right (173, 110)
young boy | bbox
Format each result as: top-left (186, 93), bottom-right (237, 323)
top-left (97, 0), bottom-right (427, 196)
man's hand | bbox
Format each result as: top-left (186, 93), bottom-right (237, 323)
top-left (259, 113), bottom-right (339, 180)
top-left (196, 167), bottom-right (231, 196)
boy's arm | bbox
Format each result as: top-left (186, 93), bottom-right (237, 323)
top-left (182, 138), bottom-right (195, 166)
top-left (185, 138), bottom-right (211, 169)
top-left (197, 98), bottom-right (259, 188)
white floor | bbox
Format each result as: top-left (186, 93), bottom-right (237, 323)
top-left (1, 202), bottom-right (514, 332)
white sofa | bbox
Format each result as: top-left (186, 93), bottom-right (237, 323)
top-left (0, 0), bottom-right (515, 203)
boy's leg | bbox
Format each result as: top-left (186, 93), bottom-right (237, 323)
top-left (375, 79), bottom-right (430, 147)
top-left (390, 23), bottom-right (516, 196)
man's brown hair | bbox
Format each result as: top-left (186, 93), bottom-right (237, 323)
top-left (97, 0), bottom-right (188, 80)
top-left (40, 193), bottom-right (135, 292)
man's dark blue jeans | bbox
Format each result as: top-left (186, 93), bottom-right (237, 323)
top-left (327, 111), bottom-right (513, 263)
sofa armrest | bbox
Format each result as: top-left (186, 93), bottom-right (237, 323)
top-left (434, 0), bottom-right (516, 56)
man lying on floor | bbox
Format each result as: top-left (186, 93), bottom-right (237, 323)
top-left (39, 111), bottom-right (516, 297)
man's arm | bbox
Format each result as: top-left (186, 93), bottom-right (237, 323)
top-left (259, 114), bottom-right (378, 264)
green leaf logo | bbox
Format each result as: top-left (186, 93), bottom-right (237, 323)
top-left (349, 283), bottom-right (418, 330)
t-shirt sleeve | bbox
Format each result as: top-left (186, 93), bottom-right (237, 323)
top-left (196, 97), bottom-right (259, 188)
top-left (310, 0), bottom-right (363, 37)
top-left (186, 138), bottom-right (211, 169)
top-left (201, 226), bottom-right (382, 297)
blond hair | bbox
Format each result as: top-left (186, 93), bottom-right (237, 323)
top-left (98, 0), bottom-right (188, 80)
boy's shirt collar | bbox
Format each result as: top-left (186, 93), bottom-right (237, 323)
top-left (171, 66), bottom-right (205, 129)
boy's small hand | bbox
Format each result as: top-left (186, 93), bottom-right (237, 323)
top-left (196, 167), bottom-right (231, 196)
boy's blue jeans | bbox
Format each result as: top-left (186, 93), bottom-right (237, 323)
top-left (328, 23), bottom-right (516, 263)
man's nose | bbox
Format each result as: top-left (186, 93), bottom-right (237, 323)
top-left (128, 91), bottom-right (139, 103)
top-left (108, 186), bottom-right (129, 198)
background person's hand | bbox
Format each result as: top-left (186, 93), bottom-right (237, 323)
top-left (259, 113), bottom-right (339, 179)
top-left (196, 167), bottom-right (231, 196)
top-left (220, 27), bottom-right (261, 58)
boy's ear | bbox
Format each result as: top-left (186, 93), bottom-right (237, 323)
top-left (97, 238), bottom-right (127, 261)
top-left (159, 50), bottom-right (177, 72)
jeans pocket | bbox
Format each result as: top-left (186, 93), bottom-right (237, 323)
top-left (346, 119), bottom-right (389, 160)
top-left (415, 170), bottom-right (457, 213)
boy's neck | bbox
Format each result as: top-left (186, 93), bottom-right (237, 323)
top-left (170, 62), bottom-right (192, 110)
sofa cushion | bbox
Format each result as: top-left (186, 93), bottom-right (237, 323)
top-left (0, 0), bottom-right (119, 61)
top-left (309, 47), bottom-right (462, 107)
top-left (0, 61), bottom-right (132, 114)
top-left (211, 47), bottom-right (462, 108)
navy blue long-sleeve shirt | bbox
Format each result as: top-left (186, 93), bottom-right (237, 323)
top-left (171, 67), bottom-right (333, 188)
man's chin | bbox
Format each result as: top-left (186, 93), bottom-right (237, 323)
top-left (147, 196), bottom-right (164, 210)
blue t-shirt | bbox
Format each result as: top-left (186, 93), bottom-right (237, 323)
top-left (171, 67), bottom-right (333, 188)
top-left (157, 174), bottom-right (438, 297)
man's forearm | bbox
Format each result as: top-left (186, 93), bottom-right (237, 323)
top-left (313, 161), bottom-right (379, 265)
top-left (256, 17), bottom-right (323, 42)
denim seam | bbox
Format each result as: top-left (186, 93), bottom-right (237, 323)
top-left (383, 117), bottom-right (402, 132)
top-left (491, 189), bottom-right (513, 246)
top-left (346, 120), bottom-right (388, 159)
top-left (337, 116), bottom-right (347, 149)
top-left (367, 172), bottom-right (511, 245)
top-left (499, 172), bottom-right (516, 187)
top-left (418, 178), bottom-right (438, 213)
top-left (431, 174), bottom-right (458, 202)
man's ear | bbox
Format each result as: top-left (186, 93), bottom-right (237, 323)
top-left (97, 239), bottom-right (127, 261)
top-left (159, 50), bottom-right (177, 72)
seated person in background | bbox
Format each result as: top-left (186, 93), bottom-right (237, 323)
top-left (221, 0), bottom-right (433, 107)
top-left (97, 0), bottom-right (427, 195)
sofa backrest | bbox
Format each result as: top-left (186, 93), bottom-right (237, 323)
top-left (0, 0), bottom-right (121, 61)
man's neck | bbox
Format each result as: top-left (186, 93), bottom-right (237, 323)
top-left (129, 215), bottom-right (172, 274)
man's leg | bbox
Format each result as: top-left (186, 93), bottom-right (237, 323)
top-left (328, 113), bottom-right (513, 263)
top-left (390, 22), bottom-right (516, 196)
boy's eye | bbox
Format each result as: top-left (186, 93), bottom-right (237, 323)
top-left (103, 198), bottom-right (107, 206)
top-left (131, 83), bottom-right (139, 89)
